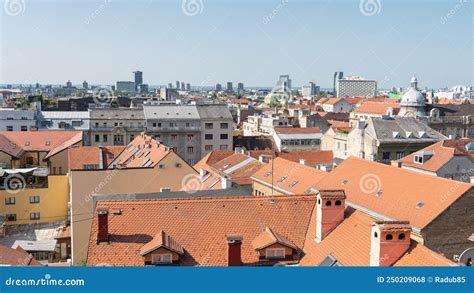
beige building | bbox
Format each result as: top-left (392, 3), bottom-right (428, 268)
top-left (69, 134), bottom-right (197, 265)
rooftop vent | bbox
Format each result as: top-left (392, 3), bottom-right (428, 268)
top-left (416, 201), bottom-right (425, 209)
top-left (341, 179), bottom-right (348, 185)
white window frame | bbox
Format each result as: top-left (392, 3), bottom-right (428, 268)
top-left (265, 248), bottom-right (286, 259)
top-left (414, 155), bottom-right (423, 164)
top-left (151, 253), bottom-right (173, 264)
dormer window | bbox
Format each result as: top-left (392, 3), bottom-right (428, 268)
top-left (414, 155), bottom-right (423, 164)
top-left (151, 253), bottom-right (173, 264)
top-left (140, 231), bottom-right (184, 266)
top-left (265, 248), bottom-right (285, 259)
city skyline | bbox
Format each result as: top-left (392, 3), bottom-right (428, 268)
top-left (1, 0), bottom-right (472, 89)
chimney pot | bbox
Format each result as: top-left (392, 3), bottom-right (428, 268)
top-left (370, 221), bottom-right (411, 266)
top-left (97, 207), bottom-right (109, 244)
top-left (316, 190), bottom-right (346, 243)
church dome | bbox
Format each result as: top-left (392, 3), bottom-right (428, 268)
top-left (400, 75), bottom-right (425, 107)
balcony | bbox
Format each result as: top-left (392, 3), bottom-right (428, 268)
top-left (0, 167), bottom-right (49, 191)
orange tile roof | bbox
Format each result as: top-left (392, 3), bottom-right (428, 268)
top-left (317, 157), bottom-right (472, 229)
top-left (251, 227), bottom-right (298, 250)
top-left (139, 230), bottom-right (185, 256)
top-left (87, 195), bottom-right (317, 266)
top-left (0, 134), bottom-right (23, 157)
top-left (208, 153), bottom-right (266, 185)
top-left (323, 98), bottom-right (342, 105)
top-left (354, 102), bottom-right (400, 115)
top-left (110, 133), bottom-right (172, 168)
top-left (0, 245), bottom-right (41, 266)
top-left (0, 131), bottom-right (82, 159)
top-left (68, 146), bottom-right (125, 170)
top-left (277, 150), bottom-right (333, 165)
top-left (274, 127), bottom-right (321, 134)
top-left (300, 207), bottom-right (455, 266)
top-left (251, 157), bottom-right (327, 194)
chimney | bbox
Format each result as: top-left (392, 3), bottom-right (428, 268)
top-left (97, 207), bottom-right (109, 244)
top-left (316, 190), bottom-right (346, 243)
top-left (299, 159), bottom-right (307, 165)
top-left (98, 146), bottom-right (104, 169)
top-left (226, 234), bottom-right (243, 266)
top-left (235, 147), bottom-right (243, 154)
top-left (370, 221), bottom-right (411, 266)
top-left (199, 168), bottom-right (207, 179)
top-left (221, 176), bottom-right (232, 189)
top-left (259, 154), bottom-right (271, 163)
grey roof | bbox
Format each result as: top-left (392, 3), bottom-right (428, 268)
top-left (427, 104), bottom-right (474, 117)
top-left (89, 108), bottom-right (145, 119)
top-left (0, 109), bottom-right (34, 119)
top-left (143, 105), bottom-right (200, 120)
top-left (39, 111), bottom-right (90, 119)
top-left (369, 117), bottom-right (446, 142)
top-left (12, 240), bottom-right (57, 252)
top-left (196, 104), bottom-right (233, 119)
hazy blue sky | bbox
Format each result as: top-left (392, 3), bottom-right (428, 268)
top-left (0, 0), bottom-right (472, 88)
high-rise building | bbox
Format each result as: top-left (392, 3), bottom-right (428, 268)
top-left (116, 81), bottom-right (136, 93)
top-left (83, 80), bottom-right (89, 90)
top-left (237, 82), bottom-right (244, 92)
top-left (333, 71), bottom-right (343, 94)
top-left (168, 83), bottom-right (173, 89)
top-left (336, 76), bottom-right (377, 98)
top-left (226, 82), bottom-right (233, 92)
top-left (133, 71), bottom-right (143, 91)
top-left (176, 81), bottom-right (180, 89)
top-left (301, 81), bottom-right (320, 98)
top-left (215, 83), bottom-right (222, 92)
top-left (66, 80), bottom-right (72, 88)
top-left (186, 83), bottom-right (191, 91)
top-left (181, 82), bottom-right (185, 91)
top-left (277, 75), bottom-right (292, 91)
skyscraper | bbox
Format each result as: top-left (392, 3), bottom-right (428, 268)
top-left (168, 83), bottom-right (173, 89)
top-left (215, 83), bottom-right (222, 91)
top-left (83, 80), bottom-right (89, 90)
top-left (176, 81), bottom-right (180, 89)
top-left (226, 82), bottom-right (233, 92)
top-left (237, 82), bottom-right (244, 92)
top-left (186, 83), bottom-right (191, 91)
top-left (276, 75), bottom-right (292, 92)
top-left (133, 71), bottom-right (143, 91)
top-left (333, 71), bottom-right (343, 94)
top-left (181, 82), bottom-right (185, 91)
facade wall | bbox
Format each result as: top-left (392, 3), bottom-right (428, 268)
top-left (200, 119), bottom-right (233, 156)
top-left (253, 181), bottom-right (285, 196)
top-left (0, 175), bottom-right (69, 225)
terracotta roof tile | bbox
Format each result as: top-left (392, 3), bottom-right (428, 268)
top-left (354, 102), bottom-right (400, 115)
top-left (252, 227), bottom-right (298, 251)
top-left (317, 157), bottom-right (472, 229)
top-left (68, 146), bottom-right (125, 170)
top-left (87, 195), bottom-right (317, 266)
top-left (139, 230), bottom-right (184, 255)
top-left (274, 127), bottom-right (321, 134)
top-left (0, 245), bottom-right (41, 266)
top-left (278, 150), bottom-right (333, 165)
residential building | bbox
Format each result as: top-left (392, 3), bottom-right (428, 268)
top-left (336, 77), bottom-right (377, 98)
top-left (89, 107), bottom-right (146, 146)
top-left (251, 157), bottom-right (327, 196)
top-left (196, 104), bottom-right (233, 156)
top-left (316, 157), bottom-right (473, 261)
top-left (0, 108), bottom-right (35, 131)
top-left (144, 105), bottom-right (202, 165)
top-left (301, 81), bottom-right (320, 98)
top-left (243, 115), bottom-right (289, 136)
top-left (277, 150), bottom-right (333, 170)
top-left (321, 124), bottom-right (352, 163)
top-left (425, 104), bottom-right (474, 138)
top-left (347, 117), bottom-right (446, 163)
top-left (36, 111), bottom-right (90, 145)
top-left (86, 190), bottom-right (454, 266)
top-left (160, 87), bottom-right (179, 101)
top-left (350, 101), bottom-right (400, 126)
top-left (69, 134), bottom-right (197, 265)
top-left (395, 139), bottom-right (474, 182)
top-left (0, 131), bottom-right (83, 174)
top-left (273, 127), bottom-right (322, 152)
top-left (321, 98), bottom-right (355, 113)
top-left (0, 172), bottom-right (69, 225)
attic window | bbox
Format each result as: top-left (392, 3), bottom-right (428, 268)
top-left (341, 179), bottom-right (348, 185)
top-left (405, 131), bottom-right (414, 138)
top-left (289, 180), bottom-right (298, 187)
top-left (375, 190), bottom-right (383, 197)
top-left (45, 141), bottom-right (51, 146)
top-left (418, 131), bottom-right (427, 138)
top-left (151, 254), bottom-right (172, 264)
top-left (392, 132), bottom-right (401, 139)
top-left (265, 248), bottom-right (285, 259)
top-left (416, 201), bottom-right (425, 209)
top-left (25, 141), bottom-right (30, 146)
top-left (277, 176), bottom-right (287, 182)
top-left (414, 155), bottom-right (423, 164)
top-left (264, 172), bottom-right (272, 177)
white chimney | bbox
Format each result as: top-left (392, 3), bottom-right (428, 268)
top-left (200, 168), bottom-right (207, 179)
top-left (299, 159), bottom-right (307, 165)
top-left (221, 176), bottom-right (232, 189)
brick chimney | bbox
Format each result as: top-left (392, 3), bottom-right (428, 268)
top-left (316, 190), bottom-right (346, 243)
top-left (97, 207), bottom-right (109, 244)
top-left (226, 234), bottom-right (243, 266)
top-left (370, 221), bottom-right (411, 266)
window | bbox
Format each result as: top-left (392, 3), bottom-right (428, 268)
top-left (398, 233), bottom-right (406, 240)
top-left (187, 134), bottom-right (194, 141)
top-left (95, 122), bottom-right (99, 127)
top-left (187, 146), bottom-right (194, 153)
top-left (6, 214), bottom-right (16, 221)
top-left (58, 167), bottom-right (62, 174)
top-left (382, 152), bottom-right (390, 161)
top-left (30, 196), bottom-right (40, 204)
top-left (103, 135), bottom-right (108, 143)
top-left (205, 134), bottom-right (213, 140)
top-left (169, 122), bottom-right (175, 127)
top-left (151, 253), bottom-right (173, 264)
top-left (325, 200), bottom-right (332, 206)
top-left (205, 123), bottom-right (213, 129)
top-left (130, 135), bottom-right (134, 141)
top-left (21, 126), bottom-right (28, 131)
top-left (186, 122), bottom-right (190, 127)
top-left (220, 144), bottom-right (228, 150)
top-left (6, 126), bottom-right (13, 131)
top-left (385, 234), bottom-right (393, 240)
top-left (72, 121), bottom-right (81, 127)
top-left (26, 157), bottom-right (34, 165)
top-left (265, 248), bottom-right (285, 259)
top-left (5, 197), bottom-right (15, 205)
top-left (220, 123), bottom-right (229, 129)
top-left (152, 122), bottom-right (157, 127)
top-left (30, 212), bottom-right (40, 220)
top-left (335, 200), bottom-right (342, 206)
top-left (205, 145), bottom-right (213, 151)
top-left (171, 134), bottom-right (177, 141)
top-left (396, 151), bottom-right (405, 160)
top-left (95, 135), bottom-right (100, 143)
top-left (220, 134), bottom-right (228, 140)
top-left (158, 123), bottom-right (162, 127)
top-left (114, 122), bottom-right (118, 127)
top-left (52, 167), bottom-right (56, 174)
top-left (414, 155), bottom-right (423, 164)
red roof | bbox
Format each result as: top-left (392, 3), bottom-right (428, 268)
top-left (274, 127), bottom-right (321, 134)
top-left (277, 150), bottom-right (333, 165)
top-left (69, 146), bottom-right (125, 170)
top-left (0, 245), bottom-right (41, 266)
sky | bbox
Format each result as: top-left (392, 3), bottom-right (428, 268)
top-left (0, 0), bottom-right (472, 89)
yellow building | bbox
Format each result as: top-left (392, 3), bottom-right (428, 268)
top-left (0, 175), bottom-right (69, 225)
